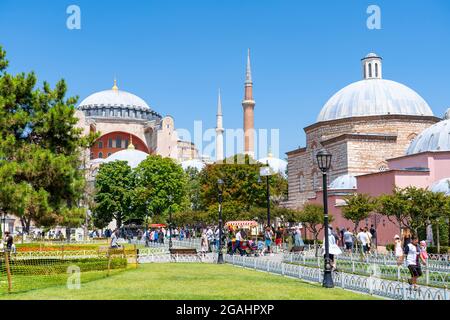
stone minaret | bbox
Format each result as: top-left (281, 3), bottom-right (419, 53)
top-left (242, 48), bottom-right (255, 157)
top-left (215, 89), bottom-right (224, 162)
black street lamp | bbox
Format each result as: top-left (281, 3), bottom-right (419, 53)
top-left (168, 195), bottom-right (173, 250)
top-left (259, 166), bottom-right (272, 228)
top-left (316, 149), bottom-right (334, 288)
top-left (217, 179), bottom-right (224, 264)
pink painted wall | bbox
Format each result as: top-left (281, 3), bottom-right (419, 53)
top-left (302, 151), bottom-right (450, 247)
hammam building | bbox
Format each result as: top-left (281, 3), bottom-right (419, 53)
top-left (286, 53), bottom-right (441, 209)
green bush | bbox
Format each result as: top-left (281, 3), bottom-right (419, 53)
top-left (303, 239), bottom-right (322, 245)
top-left (426, 246), bottom-right (449, 254)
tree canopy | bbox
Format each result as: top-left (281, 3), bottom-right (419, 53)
top-left (0, 45), bottom-right (96, 233)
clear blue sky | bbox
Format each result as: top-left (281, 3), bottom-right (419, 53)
top-left (1, 0), bottom-right (449, 159)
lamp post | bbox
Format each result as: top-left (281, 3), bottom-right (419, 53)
top-left (168, 195), bottom-right (173, 250)
top-left (316, 149), bottom-right (333, 288)
top-left (259, 165), bottom-right (273, 228)
top-left (217, 179), bottom-right (224, 264)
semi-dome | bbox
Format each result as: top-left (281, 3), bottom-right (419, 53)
top-left (103, 148), bottom-right (149, 169)
top-left (329, 174), bottom-right (357, 190)
top-left (181, 159), bottom-right (206, 171)
top-left (258, 154), bottom-right (287, 178)
top-left (317, 54), bottom-right (434, 122)
top-left (430, 178), bottom-right (450, 196)
top-left (406, 118), bottom-right (450, 155)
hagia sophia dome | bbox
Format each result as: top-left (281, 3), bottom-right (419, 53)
top-left (317, 53), bottom-right (434, 122)
top-left (77, 80), bottom-right (161, 121)
top-left (406, 108), bottom-right (450, 155)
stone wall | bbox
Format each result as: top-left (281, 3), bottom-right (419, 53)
top-left (286, 115), bottom-right (439, 209)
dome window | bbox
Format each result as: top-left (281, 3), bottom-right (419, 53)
top-left (98, 152), bottom-right (103, 159)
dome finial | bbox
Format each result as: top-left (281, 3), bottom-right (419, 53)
top-left (128, 134), bottom-right (135, 150)
top-left (112, 78), bottom-right (119, 91)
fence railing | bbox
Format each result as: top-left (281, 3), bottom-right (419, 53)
top-left (0, 247), bottom-right (137, 294)
top-left (225, 255), bottom-right (449, 300)
top-left (283, 253), bottom-right (450, 288)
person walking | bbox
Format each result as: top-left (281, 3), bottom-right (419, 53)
top-left (200, 231), bottom-right (208, 255)
top-left (294, 227), bottom-right (304, 248)
top-left (323, 226), bottom-right (342, 271)
top-left (394, 234), bottom-right (404, 266)
top-left (110, 229), bottom-right (120, 249)
top-left (357, 228), bottom-right (370, 255)
top-left (364, 227), bottom-right (372, 252)
top-left (233, 229), bottom-right (243, 256)
top-left (4, 231), bottom-right (13, 253)
top-left (370, 224), bottom-right (377, 250)
top-left (405, 236), bottom-right (423, 290)
top-left (343, 228), bottom-right (354, 253)
top-left (264, 227), bottom-right (273, 255)
top-left (275, 227), bottom-right (283, 252)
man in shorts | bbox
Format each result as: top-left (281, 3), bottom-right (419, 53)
top-left (404, 236), bottom-right (422, 290)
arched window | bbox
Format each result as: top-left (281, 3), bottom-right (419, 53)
top-left (107, 152), bottom-right (112, 157)
top-left (116, 137), bottom-right (122, 148)
top-left (368, 63), bottom-right (372, 78)
top-left (98, 152), bottom-right (103, 159)
top-left (98, 141), bottom-right (103, 149)
top-left (108, 138), bottom-right (113, 148)
top-left (375, 63), bottom-right (379, 78)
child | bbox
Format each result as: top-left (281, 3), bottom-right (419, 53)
top-left (419, 240), bottom-right (428, 265)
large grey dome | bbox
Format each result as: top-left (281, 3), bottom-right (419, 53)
top-left (406, 118), bottom-right (450, 155)
top-left (317, 53), bottom-right (434, 122)
top-left (78, 81), bottom-right (161, 121)
top-left (79, 89), bottom-right (150, 110)
top-left (317, 79), bottom-right (433, 122)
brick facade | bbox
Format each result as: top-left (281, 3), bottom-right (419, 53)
top-left (286, 115), bottom-right (439, 209)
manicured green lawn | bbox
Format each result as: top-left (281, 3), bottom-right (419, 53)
top-left (1, 263), bottom-right (378, 300)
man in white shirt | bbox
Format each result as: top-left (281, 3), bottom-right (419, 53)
top-left (206, 227), bottom-right (214, 252)
top-left (110, 229), bottom-right (120, 248)
top-left (233, 230), bottom-right (243, 256)
top-left (356, 228), bottom-right (369, 254)
top-left (404, 236), bottom-right (423, 290)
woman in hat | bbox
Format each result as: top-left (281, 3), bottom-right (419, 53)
top-left (394, 234), bottom-right (404, 266)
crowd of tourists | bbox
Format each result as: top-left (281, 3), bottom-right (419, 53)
top-left (323, 225), bottom-right (429, 290)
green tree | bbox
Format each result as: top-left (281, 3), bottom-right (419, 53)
top-left (199, 154), bottom-right (287, 221)
top-left (0, 45), bottom-right (96, 233)
top-left (377, 188), bottom-right (411, 237)
top-left (298, 203), bottom-right (333, 257)
top-left (342, 193), bottom-right (376, 232)
top-left (134, 155), bottom-right (187, 221)
top-left (92, 161), bottom-right (135, 228)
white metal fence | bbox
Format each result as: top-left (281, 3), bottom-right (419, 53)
top-left (283, 253), bottom-right (450, 288)
top-left (225, 255), bottom-right (449, 300)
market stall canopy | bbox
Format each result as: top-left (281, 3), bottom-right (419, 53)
top-left (149, 224), bottom-right (166, 228)
top-left (225, 221), bottom-right (258, 228)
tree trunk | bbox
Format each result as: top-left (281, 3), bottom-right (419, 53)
top-left (436, 223), bottom-right (440, 254)
top-left (314, 234), bottom-right (319, 257)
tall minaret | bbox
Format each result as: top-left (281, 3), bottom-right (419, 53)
top-left (242, 48), bottom-right (255, 157)
top-left (215, 89), bottom-right (224, 162)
